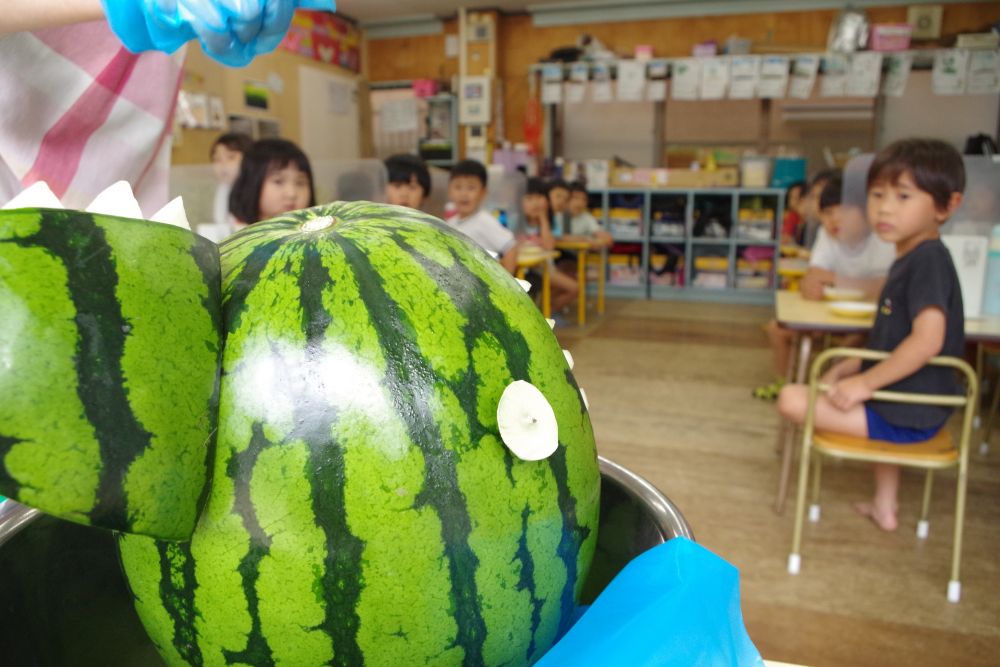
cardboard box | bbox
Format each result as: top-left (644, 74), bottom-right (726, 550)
top-left (870, 24), bottom-right (912, 51)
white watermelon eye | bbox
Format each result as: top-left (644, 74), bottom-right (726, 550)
top-left (516, 278), bottom-right (531, 293)
top-left (86, 181), bottom-right (144, 220)
top-left (2, 181), bottom-right (63, 210)
top-left (497, 380), bottom-right (559, 461)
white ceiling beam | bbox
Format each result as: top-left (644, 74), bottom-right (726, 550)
top-left (363, 14), bottom-right (444, 39)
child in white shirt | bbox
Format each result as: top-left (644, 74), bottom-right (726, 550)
top-left (446, 160), bottom-right (518, 274)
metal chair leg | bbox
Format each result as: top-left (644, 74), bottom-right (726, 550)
top-left (808, 454), bottom-right (822, 523)
top-left (917, 470), bottom-right (933, 539)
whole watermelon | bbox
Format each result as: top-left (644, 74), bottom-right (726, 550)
top-left (0, 207), bottom-right (221, 540)
top-left (118, 202), bottom-right (601, 666)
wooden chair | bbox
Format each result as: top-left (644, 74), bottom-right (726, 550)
top-left (787, 348), bottom-right (978, 603)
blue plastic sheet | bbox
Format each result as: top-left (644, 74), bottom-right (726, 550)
top-left (538, 538), bottom-right (763, 667)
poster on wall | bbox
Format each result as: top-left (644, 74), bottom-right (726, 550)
top-left (591, 63), bottom-right (613, 102)
top-left (932, 49), bottom-right (969, 95)
top-left (671, 58), bottom-right (700, 100)
top-left (757, 56), bottom-right (789, 98)
top-left (647, 61), bottom-right (668, 101)
top-left (881, 53), bottom-right (913, 97)
top-left (279, 9), bottom-right (360, 72)
top-left (820, 54), bottom-right (848, 97)
top-left (728, 56), bottom-right (758, 99)
top-left (566, 62), bottom-right (588, 103)
top-left (541, 64), bottom-right (563, 105)
top-left (616, 60), bottom-right (647, 101)
top-left (966, 50), bottom-right (1000, 95)
top-left (699, 57), bottom-right (730, 100)
top-left (787, 55), bottom-right (819, 99)
top-left (846, 52), bottom-right (883, 97)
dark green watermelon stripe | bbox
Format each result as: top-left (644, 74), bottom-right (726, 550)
top-left (156, 540), bottom-right (204, 666)
top-left (222, 422), bottom-right (275, 666)
top-left (222, 235), bottom-right (292, 335)
top-left (13, 210), bottom-right (152, 530)
top-left (397, 234), bottom-right (579, 643)
top-left (190, 240), bottom-right (223, 520)
top-left (0, 435), bottom-right (23, 497)
top-left (515, 506), bottom-right (543, 660)
top-left (294, 241), bottom-right (364, 666)
top-left (335, 234), bottom-right (488, 665)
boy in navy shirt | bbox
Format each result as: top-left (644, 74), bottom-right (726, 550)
top-left (778, 139), bottom-right (966, 531)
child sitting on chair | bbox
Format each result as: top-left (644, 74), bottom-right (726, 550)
top-left (778, 138), bottom-right (967, 532)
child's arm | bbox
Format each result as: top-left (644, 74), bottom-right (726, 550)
top-left (799, 267), bottom-right (835, 300)
top-left (500, 244), bottom-right (519, 274)
top-left (826, 307), bottom-right (946, 410)
top-left (537, 213), bottom-right (556, 251)
top-left (2, 0), bottom-right (103, 34)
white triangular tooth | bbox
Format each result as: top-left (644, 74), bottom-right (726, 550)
top-left (516, 278), bottom-right (532, 293)
top-left (546, 318), bottom-right (556, 329)
top-left (151, 196), bottom-right (191, 230)
top-left (86, 181), bottom-right (144, 219)
top-left (563, 349), bottom-right (574, 369)
top-left (497, 380), bottom-right (559, 461)
top-left (3, 181), bottom-right (63, 209)
top-left (579, 387), bottom-right (589, 409)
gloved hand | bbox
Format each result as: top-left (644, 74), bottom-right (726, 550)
top-left (101, 0), bottom-right (336, 67)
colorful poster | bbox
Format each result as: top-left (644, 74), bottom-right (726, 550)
top-left (757, 56), bottom-right (789, 98)
top-left (591, 63), bottom-right (613, 103)
top-left (279, 9), bottom-right (361, 72)
top-left (787, 55), bottom-right (819, 99)
top-left (729, 56), bottom-right (758, 99)
top-left (846, 52), bottom-right (883, 97)
top-left (932, 49), bottom-right (969, 95)
top-left (881, 53), bottom-right (913, 97)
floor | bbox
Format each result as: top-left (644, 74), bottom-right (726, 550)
top-left (556, 299), bottom-right (1000, 667)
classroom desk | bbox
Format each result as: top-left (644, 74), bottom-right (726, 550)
top-left (516, 249), bottom-right (560, 318)
top-left (554, 238), bottom-right (607, 325)
top-left (772, 290), bottom-right (1000, 513)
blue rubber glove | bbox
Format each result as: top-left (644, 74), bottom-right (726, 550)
top-left (102, 0), bottom-right (336, 67)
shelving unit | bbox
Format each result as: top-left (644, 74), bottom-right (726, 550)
top-left (591, 187), bottom-right (784, 304)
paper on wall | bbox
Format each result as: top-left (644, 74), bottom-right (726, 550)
top-left (967, 50), bottom-right (1000, 95)
top-left (699, 57), bottom-right (730, 100)
top-left (846, 52), bottom-right (883, 97)
top-left (565, 82), bottom-right (586, 103)
top-left (757, 56), bottom-right (789, 98)
top-left (542, 81), bottom-right (563, 105)
top-left (820, 54), bottom-right (848, 97)
top-left (728, 56), bottom-right (758, 99)
top-left (880, 53), bottom-right (913, 97)
top-left (671, 58), bottom-right (700, 100)
top-left (591, 63), bottom-right (613, 102)
top-left (787, 55), bottom-right (819, 99)
top-left (932, 49), bottom-right (969, 95)
top-left (616, 59), bottom-right (647, 102)
top-left (647, 79), bottom-right (667, 101)
top-left (569, 62), bottom-right (589, 83)
top-left (380, 98), bottom-right (418, 133)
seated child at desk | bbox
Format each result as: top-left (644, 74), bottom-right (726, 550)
top-left (754, 173), bottom-right (896, 400)
top-left (519, 177), bottom-right (579, 314)
top-left (446, 159), bottom-right (518, 274)
top-left (555, 181), bottom-right (613, 283)
top-left (384, 153), bottom-right (431, 210)
top-left (547, 179), bottom-right (571, 234)
top-left (780, 180), bottom-right (806, 245)
top-left (778, 138), bottom-right (967, 532)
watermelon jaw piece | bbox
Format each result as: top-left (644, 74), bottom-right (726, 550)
top-left (0, 207), bottom-right (222, 540)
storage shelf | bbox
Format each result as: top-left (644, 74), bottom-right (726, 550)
top-left (593, 186), bottom-right (783, 304)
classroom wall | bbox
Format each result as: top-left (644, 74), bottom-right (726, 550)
top-left (366, 3), bottom-right (1000, 146)
top-left (173, 43), bottom-right (360, 165)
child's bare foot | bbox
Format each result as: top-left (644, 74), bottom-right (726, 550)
top-left (854, 501), bottom-right (898, 532)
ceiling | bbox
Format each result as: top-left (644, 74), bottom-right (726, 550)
top-left (334, 0), bottom-right (589, 24)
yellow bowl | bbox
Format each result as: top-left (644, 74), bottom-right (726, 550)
top-left (828, 301), bottom-right (877, 319)
top-left (823, 286), bottom-right (866, 301)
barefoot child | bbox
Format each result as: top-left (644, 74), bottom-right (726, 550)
top-left (777, 138), bottom-right (966, 531)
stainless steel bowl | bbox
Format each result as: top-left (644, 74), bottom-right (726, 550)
top-left (0, 456), bottom-right (691, 665)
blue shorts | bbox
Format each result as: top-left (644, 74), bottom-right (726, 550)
top-left (864, 406), bottom-right (943, 444)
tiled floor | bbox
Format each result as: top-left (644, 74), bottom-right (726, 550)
top-left (557, 298), bottom-right (1000, 667)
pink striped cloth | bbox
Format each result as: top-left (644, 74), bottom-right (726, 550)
top-left (0, 21), bottom-right (185, 212)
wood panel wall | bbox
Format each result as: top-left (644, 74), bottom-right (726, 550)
top-left (366, 3), bottom-right (1000, 147)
